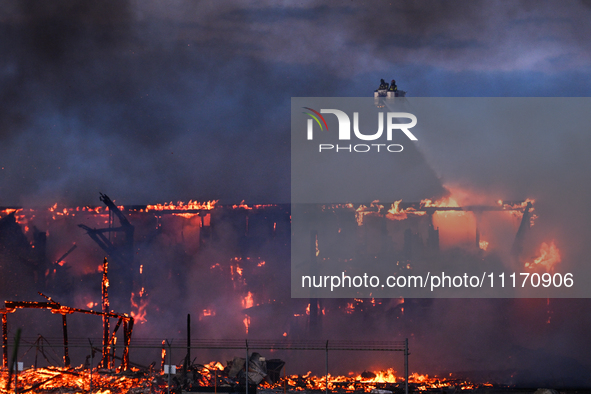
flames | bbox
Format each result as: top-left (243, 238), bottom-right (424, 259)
top-left (232, 200), bottom-right (251, 209)
top-left (0, 364), bottom-right (494, 394)
top-left (231, 201), bottom-right (278, 210)
top-left (264, 369), bottom-right (484, 392)
top-left (242, 291), bottom-right (254, 333)
top-left (355, 201), bottom-right (387, 226)
top-left (243, 316), bottom-right (251, 333)
top-left (525, 240), bottom-right (561, 271)
top-left (146, 200), bottom-right (218, 212)
top-left (242, 292), bottom-right (254, 309)
top-left (315, 235), bottom-right (319, 256)
top-left (0, 199), bottom-right (282, 224)
top-left (499, 199), bottom-right (537, 225)
top-left (145, 200), bottom-right (218, 219)
top-left (198, 307), bottom-right (217, 321)
top-left (0, 366), bottom-right (151, 394)
top-left (386, 200), bottom-right (428, 221)
top-left (130, 290), bottom-right (148, 324)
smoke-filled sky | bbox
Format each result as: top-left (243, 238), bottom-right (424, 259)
top-left (1, 0), bottom-right (591, 206)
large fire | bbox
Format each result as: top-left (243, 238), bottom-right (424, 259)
top-left (0, 364), bottom-right (491, 393)
top-left (0, 366), bottom-right (142, 394)
top-left (0, 191), bottom-right (563, 391)
top-left (316, 185), bottom-right (536, 253)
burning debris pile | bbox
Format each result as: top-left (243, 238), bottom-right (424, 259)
top-left (0, 366), bottom-right (150, 394)
top-left (175, 355), bottom-right (280, 393)
top-left (0, 188), bottom-right (578, 389)
top-left (1, 257), bottom-right (133, 372)
top-left (272, 370), bottom-right (486, 393)
top-left (0, 362), bottom-right (503, 394)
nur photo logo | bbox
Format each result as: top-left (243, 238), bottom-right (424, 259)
top-left (303, 107), bottom-right (418, 153)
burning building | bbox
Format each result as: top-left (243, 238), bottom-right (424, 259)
top-left (1, 183), bottom-right (586, 392)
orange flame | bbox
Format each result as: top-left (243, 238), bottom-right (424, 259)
top-left (146, 200), bottom-right (218, 211)
top-left (243, 316), bottom-right (250, 333)
top-left (479, 240), bottom-right (489, 251)
top-left (130, 291), bottom-right (148, 324)
top-left (242, 292), bottom-right (254, 309)
top-left (232, 200), bottom-right (252, 209)
top-left (1, 364), bottom-right (490, 393)
top-left (386, 200), bottom-right (408, 220)
top-left (525, 240), bottom-right (561, 271)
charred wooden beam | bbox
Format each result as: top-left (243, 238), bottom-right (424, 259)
top-left (4, 281), bottom-right (134, 370)
top-left (187, 314), bottom-right (191, 366)
top-left (1, 312), bottom-right (7, 368)
top-left (109, 317), bottom-right (123, 346)
top-left (4, 301), bottom-right (131, 321)
top-left (55, 244), bottom-right (77, 265)
top-left (5, 301), bottom-right (59, 309)
top-left (120, 317), bottom-right (134, 371)
top-left (161, 340), bottom-right (166, 370)
top-left (78, 194), bottom-right (136, 312)
top-left (102, 257), bottom-right (110, 369)
top-left (109, 317), bottom-right (123, 368)
top-left (513, 201), bottom-right (533, 256)
top-left (100, 193), bottom-right (132, 229)
top-left (78, 225), bottom-right (118, 259)
top-left (122, 321), bottom-right (129, 371)
top-left (125, 318), bottom-right (134, 368)
top-left (183, 313), bottom-right (191, 376)
top-left (6, 328), bottom-right (21, 392)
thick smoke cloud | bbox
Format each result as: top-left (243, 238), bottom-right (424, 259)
top-left (2, 1), bottom-right (591, 205)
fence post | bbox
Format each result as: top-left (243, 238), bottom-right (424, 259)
top-left (89, 339), bottom-right (93, 393)
top-left (404, 338), bottom-right (409, 394)
top-left (245, 340), bottom-right (249, 394)
top-left (325, 340), bottom-right (329, 394)
top-left (167, 340), bottom-right (172, 394)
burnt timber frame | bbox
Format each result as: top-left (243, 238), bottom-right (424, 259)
top-left (1, 294), bottom-right (134, 370)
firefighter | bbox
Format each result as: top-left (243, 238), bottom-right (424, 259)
top-left (388, 79), bottom-right (397, 91)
